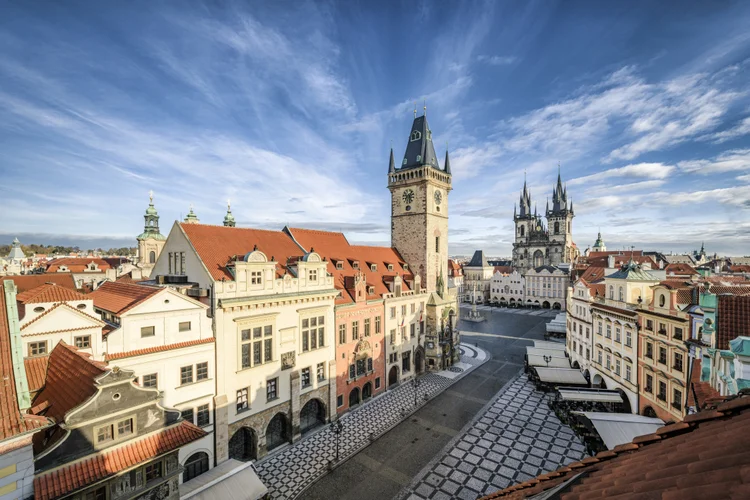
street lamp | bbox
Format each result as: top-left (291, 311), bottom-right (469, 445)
top-left (330, 419), bottom-right (344, 463)
top-left (412, 377), bottom-right (422, 407)
top-left (543, 354), bottom-right (552, 368)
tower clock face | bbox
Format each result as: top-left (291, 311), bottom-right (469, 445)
top-left (434, 190), bottom-right (442, 205)
top-left (402, 189), bottom-right (415, 204)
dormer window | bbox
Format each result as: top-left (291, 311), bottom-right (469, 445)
top-left (402, 263), bottom-right (408, 271)
top-left (416, 155), bottom-right (422, 162)
top-left (410, 130), bottom-right (422, 142)
top-left (336, 261), bottom-right (343, 270)
top-left (352, 261), bottom-right (359, 270)
top-left (308, 269), bottom-right (318, 282)
top-left (368, 286), bottom-right (375, 295)
top-left (387, 264), bottom-right (394, 271)
top-left (370, 264), bottom-right (377, 272)
top-left (402, 158), bottom-right (407, 165)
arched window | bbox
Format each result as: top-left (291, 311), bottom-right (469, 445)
top-left (520, 226), bottom-right (525, 237)
top-left (659, 294), bottom-right (665, 307)
top-left (618, 287), bottom-right (624, 301)
top-left (410, 130), bottom-right (422, 142)
top-left (554, 222), bottom-right (560, 234)
top-left (609, 286), bottom-right (614, 299)
top-left (183, 452), bottom-right (209, 482)
top-left (149, 251), bottom-right (156, 264)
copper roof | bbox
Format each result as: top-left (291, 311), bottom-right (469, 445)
top-left (0, 282), bottom-right (52, 441)
top-left (481, 394), bottom-right (750, 499)
top-left (717, 295), bottom-right (750, 350)
top-left (89, 280), bottom-right (162, 315)
top-left (2, 273), bottom-right (77, 293)
top-left (105, 337), bottom-right (215, 361)
top-left (16, 283), bottom-right (89, 304)
top-left (181, 223), bottom-right (306, 281)
top-left (34, 420), bottom-right (206, 500)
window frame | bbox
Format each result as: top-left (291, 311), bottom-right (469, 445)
top-left (266, 378), bottom-right (278, 402)
top-left (141, 326), bottom-right (155, 338)
top-left (196, 404), bottom-right (210, 427)
top-left (179, 321), bottom-right (192, 332)
top-left (28, 340), bottom-right (48, 357)
top-left (236, 387), bottom-right (249, 413)
top-left (180, 365), bottom-right (194, 386)
top-left (74, 335), bottom-right (91, 349)
top-left (142, 373), bottom-right (158, 388)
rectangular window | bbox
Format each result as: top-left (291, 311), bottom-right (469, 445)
top-left (390, 307), bottom-right (396, 319)
top-left (367, 357), bottom-right (373, 372)
top-left (237, 388), bottom-right (248, 412)
top-left (435, 236), bottom-right (439, 253)
top-left (97, 424), bottom-right (114, 443)
top-left (117, 418), bottom-right (133, 437)
top-left (145, 462), bottom-right (162, 482)
top-left (29, 340), bottom-right (47, 356)
top-left (142, 373), bottom-right (157, 388)
top-left (302, 316), bottom-right (324, 352)
top-left (317, 362), bottom-right (325, 382)
top-left (141, 326), bottom-right (155, 337)
top-left (658, 381), bottom-right (667, 401)
top-left (349, 364), bottom-right (356, 379)
top-left (586, 348), bottom-right (590, 360)
top-left (264, 338), bottom-right (273, 362)
top-left (615, 359), bottom-right (621, 376)
top-left (658, 323), bottom-right (667, 335)
top-left (179, 321), bottom-right (191, 332)
top-left (402, 351), bottom-right (411, 372)
top-left (401, 326), bottom-right (407, 341)
top-left (375, 377), bottom-right (381, 389)
top-left (241, 342), bottom-right (251, 369)
top-left (615, 328), bottom-right (621, 343)
top-left (626, 364), bottom-right (632, 382)
top-left (308, 269), bottom-right (318, 282)
top-left (606, 354), bottom-right (611, 370)
top-left (410, 323), bottom-right (415, 338)
top-left (626, 330), bottom-right (632, 347)
top-left (411, 303), bottom-right (416, 314)
top-left (597, 323), bottom-right (602, 335)
top-left (196, 404), bottom-right (210, 426)
top-left (674, 352), bottom-right (684, 372)
top-left (606, 325), bottom-right (611, 338)
top-left (337, 395), bottom-right (344, 408)
top-left (390, 329), bottom-right (396, 345)
top-left (180, 365), bottom-right (193, 385)
top-left (420, 321), bottom-right (425, 335)
top-left (646, 342), bottom-right (653, 359)
top-left (598, 350), bottom-right (602, 364)
top-left (352, 321), bottom-right (359, 341)
top-left (364, 318), bottom-right (371, 337)
top-left (250, 270), bottom-right (262, 285)
top-left (645, 374), bottom-right (653, 393)
top-left (267, 378), bottom-right (278, 401)
top-left (196, 362), bottom-right (208, 381)
top-left (339, 324), bottom-right (346, 344)
top-left (401, 305), bottom-right (407, 316)
top-left (356, 358), bottom-right (366, 376)
top-left (659, 347), bottom-right (667, 365)
top-left (674, 327), bottom-right (684, 340)
top-left (673, 389), bottom-right (683, 410)
top-left (74, 335), bottom-right (91, 348)
top-left (181, 408), bottom-right (194, 424)
top-left (302, 367), bottom-right (311, 388)
top-left (646, 319), bottom-right (653, 331)
top-left (375, 316), bottom-right (381, 334)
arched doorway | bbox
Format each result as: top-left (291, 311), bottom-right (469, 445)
top-left (572, 361), bottom-right (580, 369)
top-left (643, 406), bottom-right (658, 418)
top-left (583, 369), bottom-right (591, 385)
top-left (228, 427), bottom-right (257, 461)
top-left (183, 452), bottom-right (209, 482)
top-left (362, 382), bottom-right (373, 400)
top-left (617, 389), bottom-right (633, 414)
top-left (415, 347), bottom-right (425, 374)
top-left (542, 301), bottom-right (551, 309)
top-left (388, 366), bottom-right (399, 387)
top-left (349, 387), bottom-right (361, 407)
top-left (300, 399), bottom-right (326, 435)
top-left (553, 302), bottom-right (562, 310)
top-left (266, 413), bottom-right (290, 452)
top-left (592, 374), bottom-right (605, 389)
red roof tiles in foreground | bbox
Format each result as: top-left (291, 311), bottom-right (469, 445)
top-left (34, 420), bottom-right (206, 500)
top-left (688, 358), bottom-right (722, 409)
top-left (105, 337), bottom-right (215, 361)
top-left (16, 283), bottom-right (89, 304)
top-left (2, 273), bottom-right (77, 294)
top-left (24, 355), bottom-right (49, 393)
top-left (0, 282), bottom-right (52, 442)
top-left (717, 294), bottom-right (750, 350)
top-left (181, 223), bottom-right (305, 281)
top-left (482, 394), bottom-right (750, 499)
top-left (89, 280), bottom-right (162, 315)
top-left (31, 341), bottom-right (107, 423)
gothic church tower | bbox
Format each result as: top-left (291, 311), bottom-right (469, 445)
top-left (388, 113), bottom-right (452, 293)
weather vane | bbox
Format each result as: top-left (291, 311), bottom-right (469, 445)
top-left (413, 101), bottom-right (417, 118)
top-left (149, 190), bottom-right (153, 203)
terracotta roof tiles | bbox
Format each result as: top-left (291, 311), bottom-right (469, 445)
top-left (0, 281), bottom-right (53, 441)
top-left (24, 355), bottom-right (49, 393)
top-left (664, 263), bottom-right (698, 276)
top-left (578, 266), bottom-right (606, 284)
top-left (1, 273), bottom-right (78, 294)
top-left (89, 280), bottom-right (162, 315)
top-left (34, 420), bottom-right (206, 500)
top-left (481, 393), bottom-right (750, 499)
top-left (716, 294), bottom-right (750, 350)
top-left (45, 257), bottom-right (112, 273)
top-left (16, 283), bottom-right (89, 304)
top-left (105, 337), bottom-right (215, 361)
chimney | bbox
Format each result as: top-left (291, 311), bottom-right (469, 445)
top-left (3, 280), bottom-right (31, 410)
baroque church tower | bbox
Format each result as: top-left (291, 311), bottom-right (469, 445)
top-left (136, 191), bottom-right (167, 277)
top-left (388, 112), bottom-right (452, 293)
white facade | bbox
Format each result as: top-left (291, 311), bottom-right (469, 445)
top-left (523, 266), bottom-right (568, 310)
top-left (566, 280), bottom-right (595, 373)
top-left (0, 441), bottom-right (35, 500)
top-left (384, 275), bottom-right (428, 385)
top-left (489, 270), bottom-right (525, 306)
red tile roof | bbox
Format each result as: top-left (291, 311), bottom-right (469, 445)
top-left (16, 283), bottom-right (89, 304)
top-left (587, 254), bottom-right (657, 269)
top-left (728, 265), bottom-right (750, 273)
top-left (448, 259), bottom-right (462, 276)
top-left (105, 337), bottom-right (215, 361)
top-left (89, 280), bottom-right (162, 315)
top-left (578, 266), bottom-right (606, 284)
top-left (664, 262), bottom-right (698, 276)
top-left (716, 295), bottom-right (750, 350)
top-left (181, 223), bottom-right (306, 281)
top-left (1, 273), bottom-right (77, 293)
top-left (286, 227), bottom-right (414, 304)
top-left (45, 257), bottom-right (112, 273)
top-left (31, 341), bottom-right (107, 423)
top-left (688, 358), bottom-right (722, 409)
top-left (494, 265), bottom-right (514, 274)
top-left (482, 394), bottom-right (750, 499)
top-left (24, 355), bottom-right (49, 393)
top-left (34, 420), bottom-right (206, 500)
top-left (0, 282), bottom-right (52, 441)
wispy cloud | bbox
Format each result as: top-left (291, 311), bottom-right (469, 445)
top-left (568, 162), bottom-right (675, 186)
top-left (477, 55), bottom-right (516, 66)
top-left (708, 116), bottom-right (750, 144)
top-left (677, 149), bottom-right (750, 174)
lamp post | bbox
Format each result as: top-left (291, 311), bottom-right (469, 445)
top-left (331, 419), bottom-right (344, 463)
top-left (543, 354), bottom-right (552, 368)
top-left (412, 377), bottom-right (422, 407)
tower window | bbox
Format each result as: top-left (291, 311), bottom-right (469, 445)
top-left (416, 155), bottom-right (422, 162)
top-left (435, 236), bottom-right (440, 253)
top-left (402, 158), bottom-right (407, 165)
top-left (149, 251), bottom-right (156, 264)
top-left (554, 222), bottom-right (560, 234)
top-left (520, 226), bottom-right (525, 237)
top-left (410, 131), bottom-right (422, 142)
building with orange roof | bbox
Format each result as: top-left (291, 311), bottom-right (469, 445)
top-left (135, 191), bottom-right (167, 278)
top-left (44, 257), bottom-right (113, 289)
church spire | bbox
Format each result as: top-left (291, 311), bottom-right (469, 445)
top-left (444, 149), bottom-right (451, 174)
top-left (388, 147), bottom-right (396, 174)
top-left (137, 191), bottom-right (165, 241)
top-left (401, 113), bottom-right (439, 170)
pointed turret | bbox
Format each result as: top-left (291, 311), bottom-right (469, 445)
top-left (137, 191), bottom-right (166, 241)
top-left (388, 147), bottom-right (396, 174)
top-left (569, 198), bottom-right (574, 214)
top-left (546, 198), bottom-right (549, 214)
top-left (223, 200), bottom-right (236, 227)
top-left (444, 149), bottom-right (451, 175)
top-left (401, 114), bottom-right (439, 170)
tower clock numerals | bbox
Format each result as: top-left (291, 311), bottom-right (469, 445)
top-left (434, 190), bottom-right (442, 205)
top-left (402, 189), bottom-right (415, 204)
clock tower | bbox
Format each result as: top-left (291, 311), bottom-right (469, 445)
top-left (388, 113), bottom-right (452, 293)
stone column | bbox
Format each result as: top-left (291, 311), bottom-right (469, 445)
top-left (328, 360), bottom-right (337, 421)
top-left (290, 370), bottom-right (301, 442)
top-left (213, 394), bottom-right (229, 464)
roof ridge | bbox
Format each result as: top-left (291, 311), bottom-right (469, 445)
top-left (105, 337), bottom-right (215, 361)
top-left (180, 221), bottom-right (283, 234)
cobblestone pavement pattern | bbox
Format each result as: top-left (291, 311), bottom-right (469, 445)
top-left (254, 344), bottom-right (486, 499)
top-left (400, 375), bottom-right (587, 499)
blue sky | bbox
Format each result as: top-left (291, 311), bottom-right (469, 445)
top-left (1, 1), bottom-right (750, 256)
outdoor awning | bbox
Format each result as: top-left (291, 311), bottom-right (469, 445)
top-left (573, 412), bottom-right (664, 450)
top-left (534, 367), bottom-right (588, 385)
top-left (180, 459), bottom-right (269, 500)
top-left (557, 388), bottom-right (623, 403)
top-left (526, 346), bottom-right (568, 358)
top-left (533, 340), bottom-right (566, 351)
top-left (527, 354), bottom-right (571, 369)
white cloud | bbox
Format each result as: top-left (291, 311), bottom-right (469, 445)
top-left (708, 116), bottom-right (750, 143)
top-left (677, 149), bottom-right (750, 174)
top-left (477, 55), bottom-right (516, 66)
top-left (568, 163), bottom-right (675, 186)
